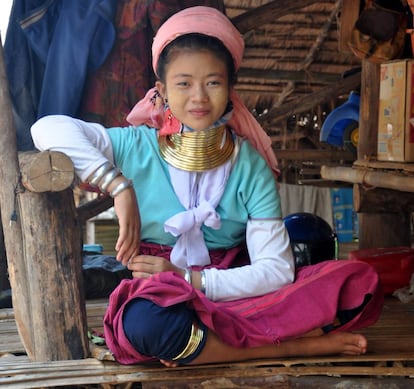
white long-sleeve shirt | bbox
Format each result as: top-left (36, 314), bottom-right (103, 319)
top-left (31, 115), bottom-right (295, 301)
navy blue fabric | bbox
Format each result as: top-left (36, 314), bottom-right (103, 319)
top-left (122, 298), bottom-right (207, 364)
top-left (4, 0), bottom-right (45, 150)
top-left (4, 0), bottom-right (117, 150)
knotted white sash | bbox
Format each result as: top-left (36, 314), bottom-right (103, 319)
top-left (164, 161), bottom-right (232, 268)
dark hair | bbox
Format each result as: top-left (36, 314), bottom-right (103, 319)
top-left (156, 33), bottom-right (237, 85)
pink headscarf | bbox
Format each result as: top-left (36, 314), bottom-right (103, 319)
top-left (126, 6), bottom-right (279, 176)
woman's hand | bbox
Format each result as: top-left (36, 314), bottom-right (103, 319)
top-left (127, 255), bottom-right (184, 279)
top-left (112, 186), bottom-right (141, 266)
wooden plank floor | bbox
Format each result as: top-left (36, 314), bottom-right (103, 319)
top-left (1, 295), bottom-right (414, 388)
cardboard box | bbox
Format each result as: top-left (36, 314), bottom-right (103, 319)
top-left (377, 59), bottom-right (414, 162)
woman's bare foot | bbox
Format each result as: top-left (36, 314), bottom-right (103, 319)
top-left (281, 331), bottom-right (367, 357)
top-left (324, 331), bottom-right (367, 355)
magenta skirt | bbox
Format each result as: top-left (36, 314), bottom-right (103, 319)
top-left (103, 243), bottom-right (384, 364)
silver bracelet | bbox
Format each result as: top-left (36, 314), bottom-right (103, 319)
top-left (184, 268), bottom-right (192, 285)
top-left (88, 161), bottom-right (113, 186)
top-left (200, 270), bottom-right (206, 294)
top-left (99, 167), bottom-right (121, 192)
top-left (110, 178), bottom-right (133, 197)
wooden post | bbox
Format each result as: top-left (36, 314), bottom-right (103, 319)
top-left (19, 189), bottom-right (89, 360)
top-left (0, 36), bottom-right (34, 355)
top-left (0, 40), bottom-right (89, 360)
top-left (358, 60), bottom-right (380, 161)
top-left (338, 0), bottom-right (360, 53)
top-left (357, 60), bottom-right (410, 248)
top-left (354, 184), bottom-right (414, 213)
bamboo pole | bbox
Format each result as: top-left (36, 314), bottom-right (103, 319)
top-left (320, 165), bottom-right (414, 192)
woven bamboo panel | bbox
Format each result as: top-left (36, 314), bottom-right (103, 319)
top-left (1, 298), bottom-right (414, 388)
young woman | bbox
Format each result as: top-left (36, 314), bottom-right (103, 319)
top-left (31, 6), bottom-right (383, 367)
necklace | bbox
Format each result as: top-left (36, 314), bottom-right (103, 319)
top-left (158, 125), bottom-right (234, 172)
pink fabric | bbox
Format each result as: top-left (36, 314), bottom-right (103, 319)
top-left (104, 256), bottom-right (384, 364)
top-left (151, 6), bottom-right (244, 72)
top-left (126, 6), bottom-right (279, 177)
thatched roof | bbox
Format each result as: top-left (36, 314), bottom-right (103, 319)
top-left (228, 0), bottom-right (360, 114)
top-left (225, 0), bottom-right (362, 183)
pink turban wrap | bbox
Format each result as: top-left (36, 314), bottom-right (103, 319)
top-left (126, 6), bottom-right (279, 176)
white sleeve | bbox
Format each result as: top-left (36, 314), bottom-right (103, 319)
top-left (31, 115), bottom-right (114, 182)
top-left (205, 219), bottom-right (295, 302)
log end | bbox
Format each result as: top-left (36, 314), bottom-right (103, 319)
top-left (20, 151), bottom-right (75, 192)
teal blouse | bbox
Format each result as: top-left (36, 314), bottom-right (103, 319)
top-left (108, 125), bottom-right (281, 249)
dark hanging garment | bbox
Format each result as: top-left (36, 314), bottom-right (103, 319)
top-left (4, 0), bottom-right (45, 151)
top-left (4, 0), bottom-right (117, 150)
top-left (79, 0), bottom-right (226, 127)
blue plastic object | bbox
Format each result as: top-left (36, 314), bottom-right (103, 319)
top-left (83, 244), bottom-right (103, 254)
top-left (320, 91), bottom-right (360, 146)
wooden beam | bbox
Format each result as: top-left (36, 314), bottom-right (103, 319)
top-left (258, 71), bottom-right (361, 124)
top-left (353, 159), bottom-right (414, 172)
top-left (358, 61), bottom-right (380, 160)
top-left (232, 0), bottom-right (320, 33)
top-left (359, 212), bottom-right (411, 249)
top-left (353, 184), bottom-right (414, 213)
top-left (238, 68), bottom-right (343, 84)
top-left (270, 131), bottom-right (307, 143)
top-left (275, 149), bottom-right (354, 161)
top-left (338, 0), bottom-right (361, 53)
top-left (76, 196), bottom-right (114, 224)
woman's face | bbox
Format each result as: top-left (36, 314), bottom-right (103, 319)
top-left (156, 49), bottom-right (230, 131)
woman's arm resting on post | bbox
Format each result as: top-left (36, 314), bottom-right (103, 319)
top-left (31, 114), bottom-right (114, 181)
top-left (31, 115), bottom-right (141, 262)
